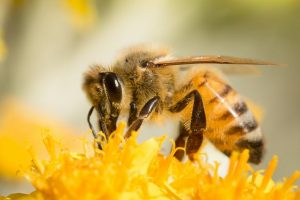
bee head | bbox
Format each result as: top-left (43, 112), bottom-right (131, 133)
top-left (83, 65), bottom-right (123, 136)
top-left (114, 45), bottom-right (170, 71)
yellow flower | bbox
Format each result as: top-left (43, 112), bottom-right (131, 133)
top-left (0, 100), bottom-right (84, 179)
top-left (1, 121), bottom-right (299, 200)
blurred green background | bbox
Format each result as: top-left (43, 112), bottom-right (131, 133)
top-left (0, 0), bottom-right (300, 195)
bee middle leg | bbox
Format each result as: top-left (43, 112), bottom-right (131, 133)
top-left (169, 90), bottom-right (206, 160)
top-left (128, 102), bottom-right (138, 126)
top-left (125, 96), bottom-right (160, 138)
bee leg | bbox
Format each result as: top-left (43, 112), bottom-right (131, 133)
top-left (128, 102), bottom-right (138, 126)
top-left (169, 90), bottom-right (206, 161)
top-left (174, 122), bottom-right (189, 161)
top-left (125, 96), bottom-right (160, 138)
top-left (87, 106), bottom-right (103, 150)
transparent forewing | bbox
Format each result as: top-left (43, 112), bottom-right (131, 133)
top-left (152, 55), bottom-right (278, 67)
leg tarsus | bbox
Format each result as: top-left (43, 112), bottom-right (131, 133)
top-left (174, 123), bottom-right (189, 161)
top-left (186, 132), bottom-right (203, 160)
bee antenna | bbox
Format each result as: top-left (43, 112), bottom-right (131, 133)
top-left (87, 106), bottom-right (103, 150)
top-left (87, 106), bottom-right (97, 138)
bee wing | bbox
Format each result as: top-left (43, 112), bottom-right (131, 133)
top-left (151, 55), bottom-right (279, 67)
top-left (213, 65), bottom-right (262, 76)
top-left (179, 65), bottom-right (262, 76)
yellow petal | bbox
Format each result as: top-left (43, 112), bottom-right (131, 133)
top-left (0, 100), bottom-right (83, 179)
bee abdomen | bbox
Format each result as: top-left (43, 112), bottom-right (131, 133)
top-left (195, 73), bottom-right (265, 163)
top-left (223, 112), bottom-right (264, 163)
top-left (224, 111), bottom-right (258, 135)
top-left (219, 100), bottom-right (248, 120)
top-left (232, 111), bottom-right (264, 163)
top-left (214, 90), bottom-right (265, 163)
top-left (209, 84), bottom-right (232, 103)
top-left (236, 135), bottom-right (265, 164)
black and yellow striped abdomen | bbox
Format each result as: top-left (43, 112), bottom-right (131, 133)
top-left (186, 70), bottom-right (264, 163)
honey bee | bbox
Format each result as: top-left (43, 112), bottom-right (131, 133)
top-left (83, 45), bottom-right (276, 164)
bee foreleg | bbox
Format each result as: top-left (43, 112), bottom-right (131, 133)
top-left (169, 90), bottom-right (206, 160)
top-left (125, 96), bottom-right (160, 138)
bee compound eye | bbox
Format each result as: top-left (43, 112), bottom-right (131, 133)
top-left (103, 73), bottom-right (122, 103)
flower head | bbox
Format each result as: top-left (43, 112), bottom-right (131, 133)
top-left (2, 122), bottom-right (299, 200)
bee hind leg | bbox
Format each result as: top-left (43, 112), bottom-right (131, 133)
top-left (173, 122), bottom-right (189, 161)
top-left (169, 90), bottom-right (206, 161)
